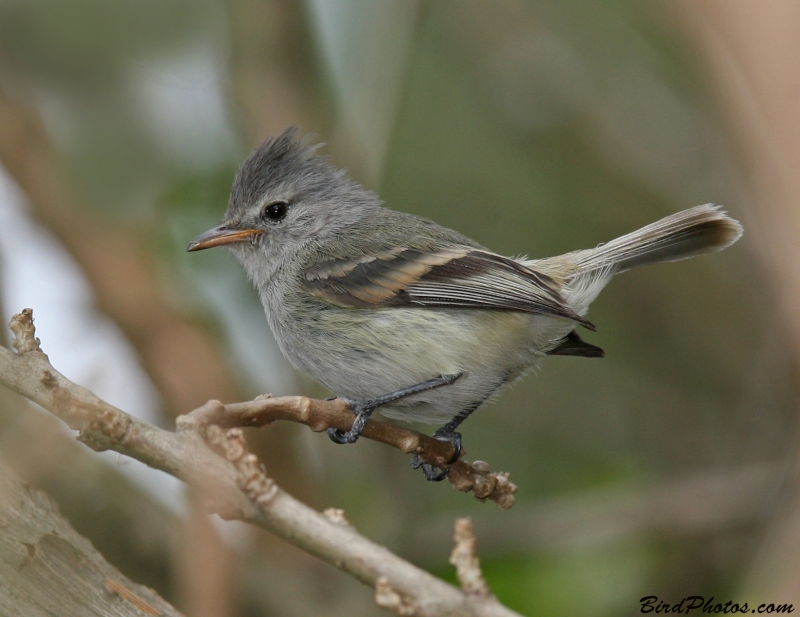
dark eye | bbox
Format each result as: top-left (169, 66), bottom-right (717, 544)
top-left (262, 201), bottom-right (288, 222)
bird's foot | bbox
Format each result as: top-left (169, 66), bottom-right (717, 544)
top-left (326, 372), bottom-right (463, 445)
top-left (410, 458), bottom-right (450, 482)
top-left (410, 428), bottom-right (463, 482)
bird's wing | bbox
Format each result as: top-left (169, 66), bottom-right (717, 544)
top-left (302, 247), bottom-right (594, 329)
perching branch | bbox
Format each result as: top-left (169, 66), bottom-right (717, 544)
top-left (0, 309), bottom-right (520, 617)
top-left (182, 396), bottom-right (517, 509)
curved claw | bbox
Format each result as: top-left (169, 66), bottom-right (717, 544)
top-left (410, 455), bottom-right (451, 482)
top-left (326, 427), bottom-right (359, 444)
top-left (412, 459), bottom-right (449, 481)
top-left (424, 464), bottom-right (450, 481)
top-left (443, 434), bottom-right (462, 464)
top-left (409, 427), bottom-right (464, 481)
top-left (429, 429), bottom-right (463, 464)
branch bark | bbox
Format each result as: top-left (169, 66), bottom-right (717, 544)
top-left (0, 453), bottom-right (181, 617)
top-left (0, 308), bottom-right (521, 617)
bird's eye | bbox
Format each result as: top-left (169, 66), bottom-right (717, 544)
top-left (262, 201), bottom-right (288, 222)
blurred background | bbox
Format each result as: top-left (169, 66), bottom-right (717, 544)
top-left (0, 1), bottom-right (798, 615)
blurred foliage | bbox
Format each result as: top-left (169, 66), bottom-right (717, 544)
top-left (436, 542), bottom-right (652, 617)
top-left (0, 0), bottom-right (794, 616)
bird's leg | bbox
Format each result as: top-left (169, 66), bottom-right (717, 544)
top-left (411, 403), bottom-right (479, 482)
top-left (326, 372), bottom-right (463, 445)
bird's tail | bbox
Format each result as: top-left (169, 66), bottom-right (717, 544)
top-left (573, 204), bottom-right (742, 273)
top-left (534, 204), bottom-right (743, 314)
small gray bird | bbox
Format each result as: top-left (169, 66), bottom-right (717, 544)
top-left (189, 128), bottom-right (743, 480)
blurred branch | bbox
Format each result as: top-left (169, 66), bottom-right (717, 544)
top-left (667, 0), bottom-right (800, 605)
top-left (0, 453), bottom-right (180, 617)
top-left (0, 72), bottom-right (242, 617)
top-left (0, 86), bottom-right (238, 415)
top-left (411, 463), bottom-right (784, 562)
top-left (0, 387), bottom-right (180, 598)
top-left (0, 308), bottom-right (520, 617)
top-left (225, 0), bottom-right (328, 142)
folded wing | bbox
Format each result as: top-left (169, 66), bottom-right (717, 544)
top-left (303, 247), bottom-right (594, 329)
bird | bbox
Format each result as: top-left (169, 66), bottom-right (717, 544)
top-left (188, 127), bottom-right (743, 480)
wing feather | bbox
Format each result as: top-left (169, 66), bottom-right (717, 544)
top-left (303, 248), bottom-right (594, 329)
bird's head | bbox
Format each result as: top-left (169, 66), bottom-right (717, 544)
top-left (188, 127), bottom-right (376, 259)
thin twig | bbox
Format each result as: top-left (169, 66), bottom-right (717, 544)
top-left (0, 309), bottom-right (521, 617)
top-left (450, 519), bottom-right (492, 599)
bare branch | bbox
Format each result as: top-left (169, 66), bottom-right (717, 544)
top-left (0, 86), bottom-right (241, 612)
top-left (375, 575), bottom-right (419, 616)
top-left (450, 519), bottom-right (492, 599)
top-left (0, 309), bottom-right (522, 617)
top-left (181, 395), bottom-right (517, 509)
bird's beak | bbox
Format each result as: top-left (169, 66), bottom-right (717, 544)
top-left (187, 225), bottom-right (263, 251)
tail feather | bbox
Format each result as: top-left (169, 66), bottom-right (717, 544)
top-left (533, 204), bottom-right (742, 315)
top-left (575, 204), bottom-right (742, 274)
